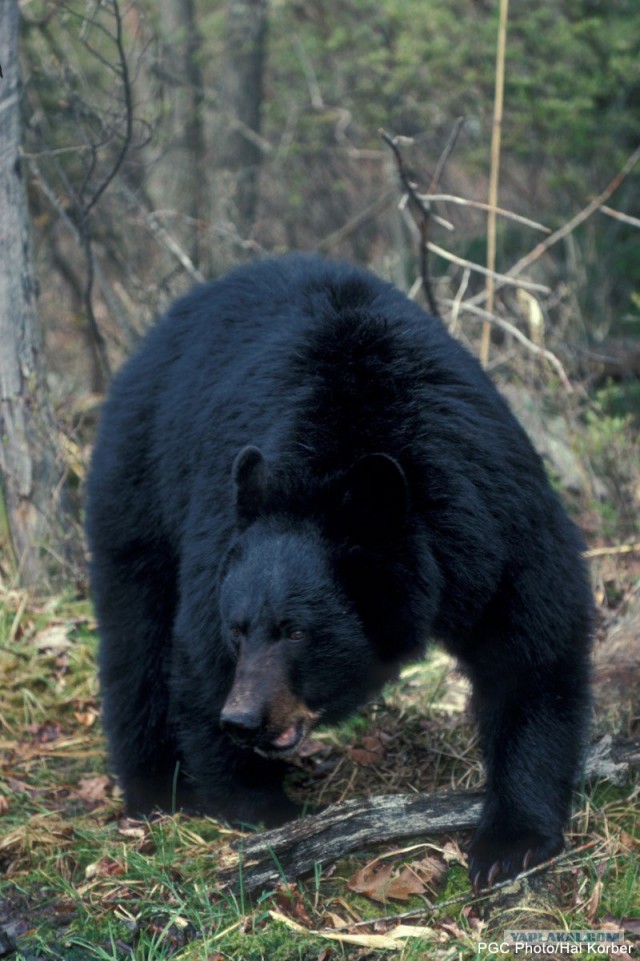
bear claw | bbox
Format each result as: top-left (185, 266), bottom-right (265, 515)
top-left (469, 830), bottom-right (564, 892)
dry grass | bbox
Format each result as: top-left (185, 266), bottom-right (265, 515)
top-left (0, 564), bottom-right (638, 959)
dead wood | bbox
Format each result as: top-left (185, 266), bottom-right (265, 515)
top-left (216, 735), bottom-right (640, 893)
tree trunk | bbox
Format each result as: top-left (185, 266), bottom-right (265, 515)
top-left (216, 0), bottom-right (268, 235)
top-left (155, 0), bottom-right (206, 268)
top-left (0, 0), bottom-right (79, 588)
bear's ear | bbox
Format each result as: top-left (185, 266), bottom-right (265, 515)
top-left (342, 453), bottom-right (409, 543)
top-left (232, 445), bottom-right (269, 525)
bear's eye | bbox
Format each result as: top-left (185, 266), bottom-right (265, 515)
top-left (288, 629), bottom-right (305, 642)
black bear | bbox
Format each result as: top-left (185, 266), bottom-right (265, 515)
top-left (86, 254), bottom-right (592, 890)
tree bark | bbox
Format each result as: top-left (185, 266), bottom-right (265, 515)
top-left (0, 1), bottom-right (79, 587)
top-left (216, 0), bottom-right (268, 234)
top-left (155, 0), bottom-right (206, 267)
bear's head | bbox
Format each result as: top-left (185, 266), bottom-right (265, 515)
top-left (217, 445), bottom-right (409, 757)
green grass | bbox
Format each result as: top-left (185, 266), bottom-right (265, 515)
top-left (1, 589), bottom-right (638, 961)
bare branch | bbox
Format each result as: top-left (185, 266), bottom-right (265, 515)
top-left (584, 542), bottom-right (640, 558)
top-left (449, 267), bottom-right (471, 334)
top-left (27, 155), bottom-right (138, 350)
top-left (429, 242), bottom-right (550, 294)
top-left (292, 33), bottom-right (324, 110)
top-left (83, 0), bottom-right (133, 219)
top-left (441, 297), bottom-right (573, 391)
top-left (430, 117), bottom-right (465, 190)
top-left (599, 205), bottom-right (640, 229)
top-left (119, 185), bottom-right (205, 283)
top-left (381, 129), bottom-right (441, 317)
top-left (316, 189), bottom-right (397, 253)
top-left (467, 142), bottom-right (640, 310)
top-left (420, 194), bottom-right (550, 233)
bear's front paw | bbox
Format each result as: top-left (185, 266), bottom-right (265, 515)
top-left (220, 791), bottom-right (301, 830)
top-left (253, 793), bottom-right (302, 829)
top-left (468, 829), bottom-right (564, 892)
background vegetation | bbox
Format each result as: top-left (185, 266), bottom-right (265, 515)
top-left (0, 0), bottom-right (639, 958)
top-left (20, 0), bottom-right (640, 394)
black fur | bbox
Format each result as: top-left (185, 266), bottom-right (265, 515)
top-left (86, 254), bottom-right (592, 889)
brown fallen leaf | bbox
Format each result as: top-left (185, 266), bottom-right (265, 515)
top-left (117, 819), bottom-right (148, 840)
top-left (274, 883), bottom-right (313, 927)
top-left (76, 774), bottom-right (112, 804)
top-left (441, 839), bottom-right (466, 864)
top-left (347, 861), bottom-right (424, 903)
top-left (348, 852), bottom-right (446, 903)
top-left (27, 720), bottom-right (64, 744)
top-left (347, 734), bottom-right (386, 767)
top-left (346, 747), bottom-right (380, 766)
top-left (385, 866), bottom-right (427, 901)
top-left (348, 860), bottom-right (395, 902)
top-left (85, 857), bottom-right (126, 879)
top-left (74, 710), bottom-right (98, 727)
top-left (408, 854), bottom-right (448, 888)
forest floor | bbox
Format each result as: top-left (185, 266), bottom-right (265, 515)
top-left (0, 544), bottom-right (639, 960)
top-left (1, 372), bottom-right (640, 961)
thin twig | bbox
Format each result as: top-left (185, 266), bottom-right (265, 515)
top-left (584, 542), bottom-right (640, 558)
top-left (441, 297), bottom-right (573, 391)
top-left (292, 33), bottom-right (324, 110)
top-left (429, 243), bottom-right (550, 293)
top-left (381, 130), bottom-right (441, 317)
top-left (420, 194), bottom-right (550, 233)
top-left (449, 267), bottom-right (471, 334)
top-left (27, 155), bottom-right (134, 347)
top-left (467, 142), bottom-right (640, 310)
top-left (77, 0), bottom-right (134, 383)
top-left (316, 189), bottom-right (397, 253)
top-left (599, 205), bottom-right (640, 229)
top-left (119, 184), bottom-right (205, 283)
top-left (430, 117), bottom-right (465, 191)
top-left (82, 0), bottom-right (133, 219)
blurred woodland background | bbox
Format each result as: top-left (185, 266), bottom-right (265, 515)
top-left (1, 4), bottom-right (640, 956)
top-left (0, 0), bottom-right (639, 588)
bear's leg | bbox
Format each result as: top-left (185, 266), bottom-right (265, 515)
top-left (169, 653), bottom-right (300, 828)
top-left (93, 551), bottom-right (187, 815)
top-left (197, 745), bottom-right (301, 828)
top-left (466, 642), bottom-right (590, 890)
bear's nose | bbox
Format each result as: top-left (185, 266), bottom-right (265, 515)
top-left (220, 706), bottom-right (262, 745)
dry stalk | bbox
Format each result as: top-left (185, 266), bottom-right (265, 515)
top-left (481, 0), bottom-right (510, 367)
top-left (584, 542), bottom-right (640, 558)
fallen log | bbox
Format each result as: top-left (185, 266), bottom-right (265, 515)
top-left (216, 735), bottom-right (640, 893)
